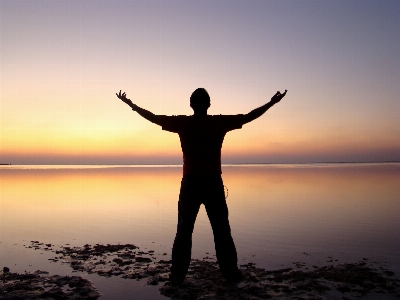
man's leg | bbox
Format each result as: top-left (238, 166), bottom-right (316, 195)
top-left (171, 177), bottom-right (201, 280)
top-left (204, 177), bottom-right (240, 280)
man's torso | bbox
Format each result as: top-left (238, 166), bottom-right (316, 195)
top-left (161, 115), bottom-right (244, 174)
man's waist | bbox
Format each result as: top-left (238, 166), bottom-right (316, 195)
top-left (182, 156), bottom-right (221, 175)
top-left (182, 164), bottom-right (222, 175)
top-left (182, 173), bottom-right (222, 178)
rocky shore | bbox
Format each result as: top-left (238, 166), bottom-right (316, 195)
top-left (1, 241), bottom-right (399, 299)
top-left (0, 269), bottom-right (100, 299)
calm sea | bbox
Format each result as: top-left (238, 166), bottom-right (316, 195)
top-left (1, 163), bottom-right (399, 299)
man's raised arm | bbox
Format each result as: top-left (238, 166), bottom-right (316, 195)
top-left (243, 90), bottom-right (287, 124)
top-left (116, 90), bottom-right (162, 126)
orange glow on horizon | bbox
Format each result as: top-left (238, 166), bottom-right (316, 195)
top-left (1, 124), bottom-right (400, 164)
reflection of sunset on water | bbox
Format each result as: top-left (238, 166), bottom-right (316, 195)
top-left (1, 164), bottom-right (399, 273)
top-left (0, 167), bottom-right (182, 247)
top-left (223, 164), bottom-right (400, 254)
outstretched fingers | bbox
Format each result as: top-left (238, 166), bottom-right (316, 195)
top-left (116, 90), bottom-right (127, 100)
top-left (275, 90), bottom-right (287, 96)
top-left (271, 89), bottom-right (288, 103)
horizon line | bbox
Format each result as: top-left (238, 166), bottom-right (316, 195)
top-left (1, 161), bottom-right (400, 166)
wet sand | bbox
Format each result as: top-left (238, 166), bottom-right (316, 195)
top-left (1, 241), bottom-right (399, 300)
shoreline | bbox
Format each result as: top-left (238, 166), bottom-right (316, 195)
top-left (2, 241), bottom-right (399, 300)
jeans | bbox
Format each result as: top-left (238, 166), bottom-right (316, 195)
top-left (171, 175), bottom-right (239, 279)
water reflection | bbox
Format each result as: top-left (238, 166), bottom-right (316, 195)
top-left (1, 164), bottom-right (399, 271)
top-left (223, 164), bottom-right (400, 267)
top-left (0, 167), bottom-right (182, 248)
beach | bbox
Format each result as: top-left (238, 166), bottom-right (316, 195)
top-left (2, 241), bottom-right (400, 299)
top-left (1, 164), bottom-right (400, 299)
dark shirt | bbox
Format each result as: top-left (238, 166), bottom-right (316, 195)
top-left (160, 115), bottom-right (245, 174)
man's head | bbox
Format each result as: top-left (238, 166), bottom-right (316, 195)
top-left (190, 88), bottom-right (210, 115)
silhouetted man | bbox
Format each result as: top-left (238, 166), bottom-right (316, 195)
top-left (116, 88), bottom-right (287, 283)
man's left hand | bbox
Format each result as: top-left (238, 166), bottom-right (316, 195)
top-left (271, 90), bottom-right (287, 104)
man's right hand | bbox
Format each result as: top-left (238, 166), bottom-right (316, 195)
top-left (116, 90), bottom-right (134, 106)
top-left (271, 90), bottom-right (287, 104)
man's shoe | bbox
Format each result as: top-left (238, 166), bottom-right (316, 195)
top-left (168, 273), bottom-right (185, 285)
top-left (225, 269), bottom-right (243, 283)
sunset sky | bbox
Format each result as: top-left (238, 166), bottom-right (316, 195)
top-left (1, 0), bottom-right (400, 165)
